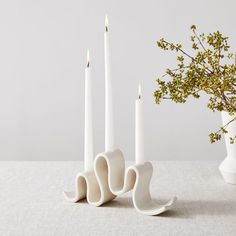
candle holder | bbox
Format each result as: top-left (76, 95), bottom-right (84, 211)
top-left (63, 149), bottom-right (177, 216)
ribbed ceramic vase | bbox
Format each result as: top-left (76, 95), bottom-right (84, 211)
top-left (219, 111), bottom-right (236, 184)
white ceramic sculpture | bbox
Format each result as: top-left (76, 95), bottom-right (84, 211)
top-left (219, 112), bottom-right (236, 184)
top-left (64, 149), bottom-right (177, 215)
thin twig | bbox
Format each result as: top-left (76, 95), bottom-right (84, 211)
top-left (215, 116), bottom-right (236, 135)
top-left (192, 29), bottom-right (206, 51)
top-left (162, 40), bottom-right (213, 74)
top-left (161, 66), bottom-right (189, 78)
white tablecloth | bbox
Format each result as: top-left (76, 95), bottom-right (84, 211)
top-left (0, 161), bottom-right (236, 236)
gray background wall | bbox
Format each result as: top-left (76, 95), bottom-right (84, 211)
top-left (0, 0), bottom-right (235, 161)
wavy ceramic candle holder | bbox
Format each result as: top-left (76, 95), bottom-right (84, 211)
top-left (63, 149), bottom-right (177, 215)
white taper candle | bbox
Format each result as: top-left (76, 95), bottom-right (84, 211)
top-left (104, 15), bottom-right (115, 152)
top-left (84, 49), bottom-right (94, 171)
top-left (135, 83), bottom-right (145, 164)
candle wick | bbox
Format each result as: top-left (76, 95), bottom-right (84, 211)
top-left (105, 26), bottom-right (108, 32)
top-left (87, 61), bottom-right (90, 67)
top-left (138, 95), bottom-right (141, 99)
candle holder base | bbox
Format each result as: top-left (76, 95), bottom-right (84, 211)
top-left (63, 170), bottom-right (116, 207)
top-left (63, 149), bottom-right (177, 215)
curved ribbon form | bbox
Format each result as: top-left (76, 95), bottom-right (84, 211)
top-left (63, 149), bottom-right (177, 215)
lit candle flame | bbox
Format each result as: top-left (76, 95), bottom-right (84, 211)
top-left (87, 48), bottom-right (90, 67)
top-left (138, 83), bottom-right (141, 99)
top-left (105, 15), bottom-right (109, 32)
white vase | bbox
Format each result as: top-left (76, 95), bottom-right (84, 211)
top-left (219, 111), bottom-right (236, 184)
